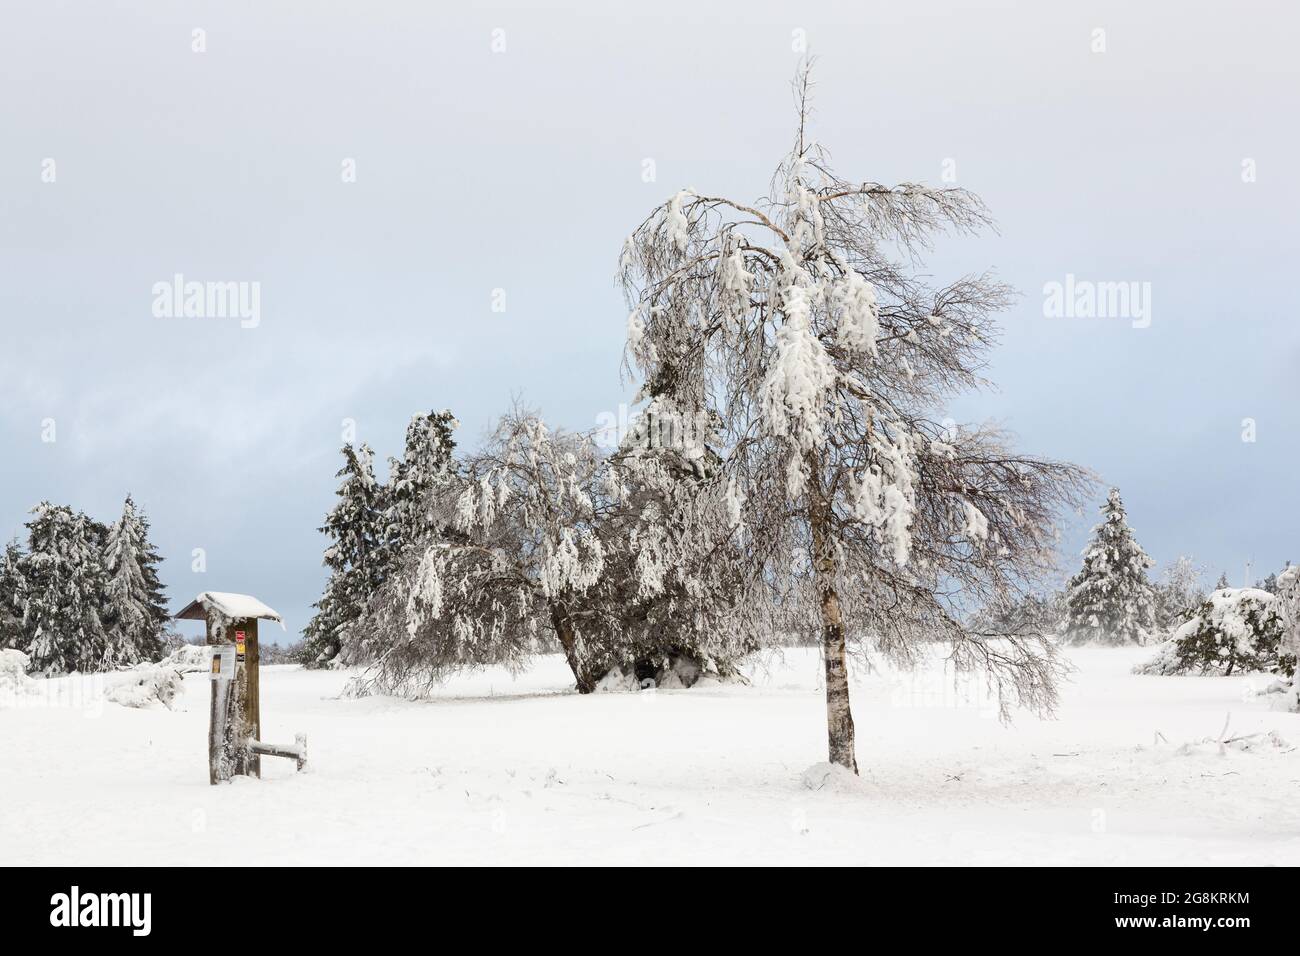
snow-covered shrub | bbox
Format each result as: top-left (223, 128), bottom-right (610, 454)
top-left (260, 639), bottom-right (305, 665)
top-left (106, 663), bottom-right (185, 710)
top-left (163, 643), bottom-right (211, 674)
top-left (1134, 588), bottom-right (1290, 677)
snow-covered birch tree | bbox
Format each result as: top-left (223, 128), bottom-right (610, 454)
top-left (348, 406), bottom-right (763, 695)
top-left (617, 63), bottom-right (1090, 772)
top-left (1154, 555), bottom-right (1206, 632)
top-left (348, 409), bottom-right (614, 694)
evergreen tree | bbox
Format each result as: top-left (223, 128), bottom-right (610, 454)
top-left (303, 443), bottom-right (386, 666)
top-left (1063, 488), bottom-right (1157, 645)
top-left (101, 495), bottom-right (170, 666)
top-left (19, 503), bottom-right (113, 673)
top-left (381, 410), bottom-right (459, 564)
top-left (1214, 572), bottom-right (1230, 590)
top-left (0, 540), bottom-right (25, 649)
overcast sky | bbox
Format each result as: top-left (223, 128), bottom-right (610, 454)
top-left (3, 1), bottom-right (1296, 642)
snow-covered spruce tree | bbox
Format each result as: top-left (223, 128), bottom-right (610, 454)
top-left (1135, 587), bottom-right (1289, 677)
top-left (346, 410), bottom-right (610, 694)
top-left (0, 540), bottom-right (25, 649)
top-left (18, 503), bottom-right (113, 674)
top-left (617, 64), bottom-right (1090, 772)
top-left (379, 410), bottom-right (459, 567)
top-left (1061, 488), bottom-right (1156, 646)
top-left (101, 495), bottom-right (169, 666)
top-left (302, 443), bottom-right (386, 667)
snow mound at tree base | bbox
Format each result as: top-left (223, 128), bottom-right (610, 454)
top-left (594, 652), bottom-right (753, 693)
top-left (593, 667), bottom-right (640, 693)
top-left (654, 655), bottom-right (700, 689)
top-left (593, 656), bottom-right (748, 692)
top-left (800, 762), bottom-right (870, 794)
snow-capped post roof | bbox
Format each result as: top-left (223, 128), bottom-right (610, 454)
top-left (175, 591), bottom-right (286, 630)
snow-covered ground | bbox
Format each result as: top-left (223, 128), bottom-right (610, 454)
top-left (3, 646), bottom-right (1298, 865)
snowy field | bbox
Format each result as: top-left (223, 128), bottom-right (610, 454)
top-left (3, 646), bottom-right (1298, 866)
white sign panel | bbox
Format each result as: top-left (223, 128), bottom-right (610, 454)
top-left (209, 645), bottom-right (236, 681)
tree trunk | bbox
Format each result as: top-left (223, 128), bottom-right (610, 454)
top-left (550, 604), bottom-right (596, 694)
top-left (809, 475), bottom-right (858, 774)
top-left (819, 584), bottom-right (858, 773)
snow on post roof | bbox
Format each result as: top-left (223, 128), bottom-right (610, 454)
top-left (175, 591), bottom-right (285, 629)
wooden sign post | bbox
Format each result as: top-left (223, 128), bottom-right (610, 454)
top-left (178, 592), bottom-right (308, 785)
top-left (207, 616), bottom-right (260, 781)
